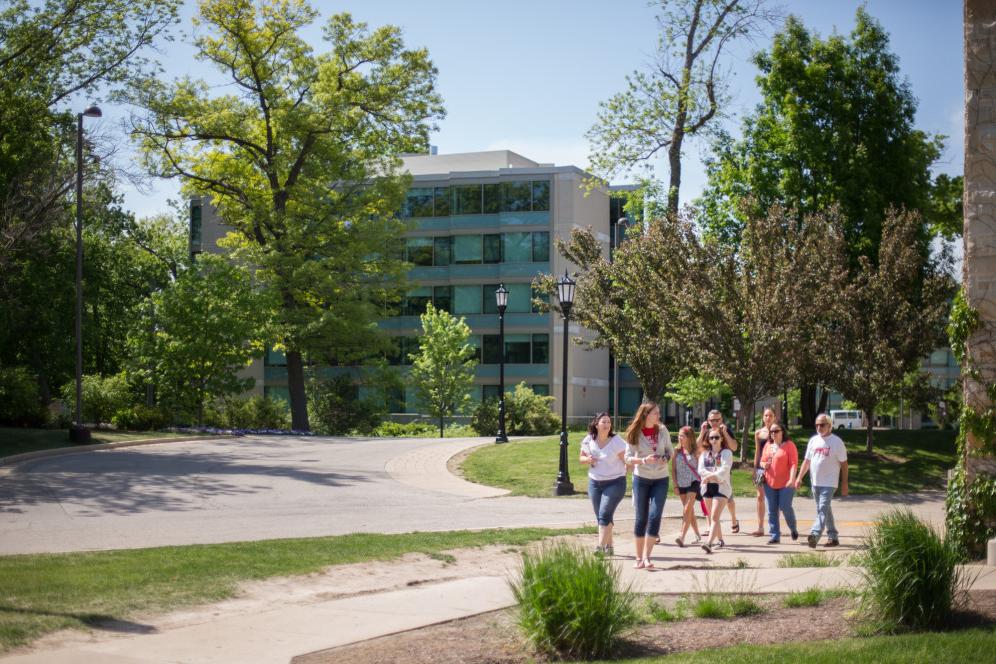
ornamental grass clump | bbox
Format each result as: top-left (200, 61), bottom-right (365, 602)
top-left (860, 509), bottom-right (967, 632)
top-left (510, 542), bottom-right (635, 659)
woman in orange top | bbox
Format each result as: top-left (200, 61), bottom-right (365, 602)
top-left (759, 424), bottom-right (798, 545)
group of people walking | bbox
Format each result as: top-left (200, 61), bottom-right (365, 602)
top-left (579, 402), bottom-right (849, 568)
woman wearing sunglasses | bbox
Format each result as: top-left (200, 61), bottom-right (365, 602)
top-left (759, 424), bottom-right (799, 544)
top-left (698, 427), bottom-right (733, 554)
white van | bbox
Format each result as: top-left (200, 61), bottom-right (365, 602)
top-left (830, 410), bottom-right (863, 429)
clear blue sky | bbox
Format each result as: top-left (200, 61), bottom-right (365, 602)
top-left (112, 0), bottom-right (963, 220)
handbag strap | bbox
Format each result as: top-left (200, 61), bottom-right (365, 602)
top-left (681, 450), bottom-right (701, 481)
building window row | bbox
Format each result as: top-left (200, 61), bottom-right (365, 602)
top-left (388, 333), bottom-right (550, 366)
top-left (401, 181), bottom-right (551, 218)
top-left (401, 283), bottom-right (547, 317)
top-left (405, 231), bottom-right (549, 266)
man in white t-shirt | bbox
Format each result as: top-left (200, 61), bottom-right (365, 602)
top-left (794, 413), bottom-right (849, 548)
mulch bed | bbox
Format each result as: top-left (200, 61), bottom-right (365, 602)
top-left (293, 591), bottom-right (996, 663)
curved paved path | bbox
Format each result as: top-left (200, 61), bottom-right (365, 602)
top-left (0, 435), bottom-right (946, 555)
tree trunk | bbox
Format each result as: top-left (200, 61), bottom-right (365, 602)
top-left (818, 387), bottom-right (830, 418)
top-left (800, 383), bottom-right (818, 428)
top-left (286, 349), bottom-right (309, 431)
top-left (439, 414), bottom-right (444, 438)
top-left (864, 408), bottom-right (874, 453)
top-left (666, 138), bottom-right (682, 216)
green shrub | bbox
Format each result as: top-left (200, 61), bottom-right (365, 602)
top-left (784, 588), bottom-right (824, 608)
top-left (728, 595), bottom-right (765, 616)
top-left (0, 366), bottom-right (45, 426)
top-left (510, 542), bottom-right (635, 659)
top-left (111, 405), bottom-right (170, 431)
top-left (60, 373), bottom-right (132, 426)
top-left (471, 383), bottom-right (560, 436)
top-left (644, 597), bottom-right (687, 623)
top-left (371, 421), bottom-right (437, 437)
top-left (308, 375), bottom-right (383, 434)
top-left (860, 509), bottom-right (967, 632)
top-left (776, 552), bottom-right (842, 568)
top-left (207, 395), bottom-right (290, 429)
top-left (691, 594), bottom-right (731, 619)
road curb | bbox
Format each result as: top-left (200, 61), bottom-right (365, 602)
top-left (0, 435), bottom-right (219, 469)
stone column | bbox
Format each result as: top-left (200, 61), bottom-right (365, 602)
top-left (964, 0), bottom-right (996, 478)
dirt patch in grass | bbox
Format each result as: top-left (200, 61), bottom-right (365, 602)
top-left (293, 591), bottom-right (996, 664)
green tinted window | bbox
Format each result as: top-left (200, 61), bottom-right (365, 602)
top-left (453, 235), bottom-right (482, 264)
top-left (502, 181), bottom-right (532, 212)
top-left (453, 285), bottom-right (482, 314)
top-left (404, 188), bottom-right (435, 217)
top-left (483, 184), bottom-right (501, 213)
top-left (503, 232), bottom-right (532, 263)
top-left (433, 187), bottom-right (450, 216)
top-left (531, 181), bottom-right (550, 211)
top-left (532, 334), bottom-right (549, 363)
top-left (506, 283), bottom-right (531, 313)
top-left (454, 185), bottom-right (482, 214)
top-left (505, 333), bottom-right (531, 363)
top-left (532, 232), bottom-right (550, 262)
top-left (483, 234), bottom-right (502, 263)
top-left (406, 237), bottom-right (433, 266)
top-left (433, 236), bottom-right (451, 265)
top-left (483, 283), bottom-right (500, 314)
top-left (433, 286), bottom-right (452, 313)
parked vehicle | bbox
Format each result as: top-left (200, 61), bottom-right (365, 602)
top-left (830, 410), bottom-right (863, 430)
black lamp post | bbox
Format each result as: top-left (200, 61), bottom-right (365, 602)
top-left (554, 271), bottom-right (576, 496)
top-left (70, 104), bottom-right (102, 443)
top-left (782, 388), bottom-right (789, 428)
top-left (611, 215), bottom-right (628, 427)
top-left (495, 284), bottom-right (509, 443)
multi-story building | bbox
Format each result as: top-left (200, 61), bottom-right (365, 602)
top-left (192, 150), bottom-right (617, 423)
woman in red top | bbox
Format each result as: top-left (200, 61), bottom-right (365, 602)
top-left (759, 425), bottom-right (798, 544)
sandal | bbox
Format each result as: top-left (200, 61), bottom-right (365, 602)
top-left (674, 536), bottom-right (684, 548)
top-left (643, 558), bottom-right (655, 569)
top-left (634, 559), bottom-right (646, 569)
top-left (749, 529), bottom-right (765, 537)
top-left (731, 521), bottom-right (740, 534)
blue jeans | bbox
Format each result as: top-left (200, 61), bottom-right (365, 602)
top-left (810, 486), bottom-right (838, 539)
top-left (588, 476), bottom-right (626, 526)
top-left (763, 484), bottom-right (797, 540)
top-left (633, 476), bottom-right (669, 537)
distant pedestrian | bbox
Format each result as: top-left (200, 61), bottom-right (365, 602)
top-left (759, 424), bottom-right (799, 544)
top-left (625, 402), bottom-right (674, 569)
top-left (671, 425), bottom-right (703, 547)
top-left (698, 426), bottom-right (733, 554)
top-left (697, 409), bottom-right (740, 533)
top-left (580, 412), bottom-right (627, 556)
top-left (749, 407), bottom-right (778, 537)
top-left (794, 414), bottom-right (849, 548)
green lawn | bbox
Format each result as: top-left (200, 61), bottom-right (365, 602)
top-left (460, 428), bottom-right (957, 498)
top-left (0, 427), bottom-right (204, 460)
top-left (0, 526), bottom-right (591, 653)
top-left (593, 626), bottom-right (996, 663)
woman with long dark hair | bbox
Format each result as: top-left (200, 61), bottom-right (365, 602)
top-left (624, 402), bottom-right (674, 569)
top-left (580, 412), bottom-right (628, 555)
top-left (699, 425), bottom-right (733, 554)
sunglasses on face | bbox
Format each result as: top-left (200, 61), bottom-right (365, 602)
top-left (770, 428), bottom-right (782, 434)
top-left (817, 423), bottom-right (830, 428)
top-left (708, 436), bottom-right (721, 441)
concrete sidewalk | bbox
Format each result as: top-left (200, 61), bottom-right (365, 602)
top-left (4, 562), bottom-right (995, 664)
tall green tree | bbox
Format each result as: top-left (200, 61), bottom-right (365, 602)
top-left (0, 0), bottom-right (180, 265)
top-left (698, 8), bottom-right (945, 425)
top-left (830, 209), bottom-right (954, 452)
top-left (586, 0), bottom-right (777, 215)
top-left (408, 304), bottom-right (477, 437)
top-left (127, 254), bottom-right (273, 426)
top-left (130, 0), bottom-right (445, 430)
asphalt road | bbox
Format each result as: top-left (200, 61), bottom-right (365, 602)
top-left (0, 435), bottom-right (946, 555)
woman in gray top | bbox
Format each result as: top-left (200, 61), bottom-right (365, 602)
top-left (624, 402), bottom-right (675, 569)
top-left (671, 425), bottom-right (702, 547)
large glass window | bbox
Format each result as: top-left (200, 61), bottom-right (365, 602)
top-left (406, 237), bottom-right (433, 266)
top-left (433, 187), bottom-right (450, 216)
top-left (505, 333), bottom-right (531, 363)
top-left (483, 384), bottom-right (501, 401)
top-left (433, 236), bottom-right (451, 266)
top-left (503, 232), bottom-right (532, 263)
top-left (502, 181), bottom-right (532, 212)
top-left (467, 334), bottom-right (482, 362)
top-left (483, 184), bottom-right (501, 213)
top-left (453, 235), bottom-right (483, 264)
top-left (404, 187), bottom-right (435, 217)
top-left (454, 285), bottom-right (482, 314)
top-left (506, 283), bottom-right (532, 313)
top-left (265, 347), bottom-right (287, 366)
top-left (531, 384), bottom-right (549, 396)
top-left (532, 231), bottom-right (550, 262)
top-left (433, 286), bottom-right (452, 313)
top-left (482, 334), bottom-right (501, 364)
top-left (404, 287), bottom-right (432, 316)
top-left (483, 234), bottom-right (502, 263)
top-left (189, 203), bottom-right (202, 252)
top-left (483, 283), bottom-right (499, 314)
top-left (454, 185), bottom-right (482, 215)
top-left (531, 181), bottom-right (550, 211)
top-left (532, 334), bottom-right (549, 363)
